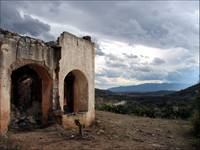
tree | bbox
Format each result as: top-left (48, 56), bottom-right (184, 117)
top-left (192, 91), bottom-right (200, 137)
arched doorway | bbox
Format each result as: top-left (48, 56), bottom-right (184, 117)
top-left (63, 70), bottom-right (88, 114)
top-left (10, 64), bottom-right (52, 130)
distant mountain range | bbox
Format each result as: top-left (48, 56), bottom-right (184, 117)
top-left (96, 83), bottom-right (199, 105)
top-left (108, 83), bottom-right (192, 93)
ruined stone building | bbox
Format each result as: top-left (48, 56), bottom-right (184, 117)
top-left (0, 28), bottom-right (95, 134)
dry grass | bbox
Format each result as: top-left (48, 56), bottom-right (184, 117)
top-left (0, 111), bottom-right (195, 150)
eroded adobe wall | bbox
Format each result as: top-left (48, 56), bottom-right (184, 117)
top-left (58, 32), bottom-right (95, 127)
top-left (0, 28), bottom-right (95, 133)
top-left (0, 28), bottom-right (59, 134)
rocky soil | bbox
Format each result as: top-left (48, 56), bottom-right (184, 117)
top-left (0, 111), bottom-right (196, 150)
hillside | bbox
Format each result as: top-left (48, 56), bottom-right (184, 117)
top-left (108, 83), bottom-right (191, 93)
top-left (0, 111), bottom-right (195, 150)
top-left (96, 83), bottom-right (199, 119)
top-left (169, 83), bottom-right (199, 97)
top-left (96, 83), bottom-right (199, 102)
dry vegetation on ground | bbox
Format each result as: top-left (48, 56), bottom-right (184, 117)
top-left (0, 111), bottom-right (195, 150)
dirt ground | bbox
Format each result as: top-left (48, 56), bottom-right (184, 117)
top-left (0, 111), bottom-right (196, 150)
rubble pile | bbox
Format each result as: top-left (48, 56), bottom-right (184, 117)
top-left (9, 103), bottom-right (42, 130)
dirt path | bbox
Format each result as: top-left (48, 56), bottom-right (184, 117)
top-left (0, 111), bottom-right (195, 150)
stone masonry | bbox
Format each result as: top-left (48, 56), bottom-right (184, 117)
top-left (0, 28), bottom-right (95, 134)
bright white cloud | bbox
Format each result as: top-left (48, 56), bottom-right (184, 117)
top-left (95, 39), bottom-right (198, 89)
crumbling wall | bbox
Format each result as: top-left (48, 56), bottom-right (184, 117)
top-left (0, 29), bottom-right (58, 133)
top-left (58, 32), bottom-right (95, 128)
top-left (0, 28), bottom-right (95, 134)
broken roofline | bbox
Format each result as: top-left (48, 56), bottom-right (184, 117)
top-left (0, 28), bottom-right (94, 48)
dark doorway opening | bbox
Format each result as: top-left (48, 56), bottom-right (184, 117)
top-left (10, 65), bottom-right (43, 130)
top-left (63, 70), bottom-right (88, 114)
top-left (64, 72), bottom-right (75, 113)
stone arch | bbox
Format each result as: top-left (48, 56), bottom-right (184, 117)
top-left (63, 70), bottom-right (88, 114)
top-left (10, 61), bottom-right (52, 128)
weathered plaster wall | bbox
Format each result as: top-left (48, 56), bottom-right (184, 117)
top-left (0, 29), bottom-right (57, 134)
top-left (58, 32), bottom-right (95, 127)
top-left (0, 28), bottom-right (95, 134)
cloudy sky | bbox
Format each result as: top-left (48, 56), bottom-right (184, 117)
top-left (0, 0), bottom-right (199, 89)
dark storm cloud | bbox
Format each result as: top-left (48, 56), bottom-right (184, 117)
top-left (152, 57), bottom-right (165, 65)
top-left (134, 72), bottom-right (165, 81)
top-left (4, 1), bottom-right (198, 51)
top-left (96, 44), bottom-right (105, 56)
top-left (96, 68), bottom-right (122, 78)
top-left (96, 48), bottom-right (105, 56)
top-left (10, 15), bottom-right (50, 36)
top-left (66, 1), bottom-right (199, 51)
top-left (0, 1), bottom-right (54, 41)
top-left (123, 53), bottom-right (138, 59)
top-left (105, 54), bottom-right (127, 68)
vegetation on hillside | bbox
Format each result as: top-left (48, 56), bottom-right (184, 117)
top-left (96, 83), bottom-right (199, 119)
top-left (191, 92), bottom-right (200, 147)
top-left (96, 83), bottom-right (200, 149)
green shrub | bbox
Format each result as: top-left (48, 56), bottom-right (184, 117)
top-left (96, 98), bottom-right (195, 120)
top-left (192, 94), bottom-right (200, 138)
top-left (98, 103), bottom-right (113, 112)
top-left (190, 93), bottom-right (200, 148)
top-left (177, 106), bottom-right (192, 119)
top-left (192, 111), bottom-right (200, 137)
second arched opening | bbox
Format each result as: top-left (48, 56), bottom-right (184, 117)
top-left (63, 70), bottom-right (88, 114)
